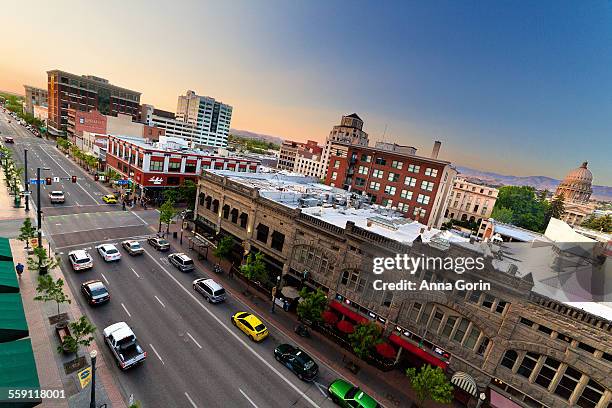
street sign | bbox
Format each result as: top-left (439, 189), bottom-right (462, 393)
top-left (116, 179), bottom-right (129, 185)
top-left (29, 178), bottom-right (45, 185)
top-left (78, 366), bottom-right (92, 389)
top-left (53, 176), bottom-right (60, 183)
top-left (20, 191), bottom-right (31, 196)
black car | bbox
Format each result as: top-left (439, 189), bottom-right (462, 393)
top-left (81, 280), bottom-right (110, 305)
top-left (274, 344), bottom-right (319, 381)
top-left (147, 236), bottom-right (170, 251)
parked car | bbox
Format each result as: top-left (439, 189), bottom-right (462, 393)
top-left (68, 250), bottom-right (93, 271)
top-left (96, 243), bottom-right (121, 262)
top-left (231, 312), bottom-right (269, 342)
top-left (168, 253), bottom-right (194, 272)
top-left (4, 136), bottom-right (14, 143)
top-left (103, 322), bottom-right (146, 370)
top-left (147, 236), bottom-right (170, 251)
top-left (328, 379), bottom-right (381, 408)
top-left (102, 194), bottom-right (118, 204)
top-left (192, 278), bottom-right (226, 303)
top-left (274, 344), bottom-right (319, 381)
top-left (48, 190), bottom-right (65, 204)
top-left (121, 240), bottom-right (144, 256)
top-left (81, 280), bottom-right (110, 305)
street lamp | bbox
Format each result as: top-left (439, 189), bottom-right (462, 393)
top-left (23, 149), bottom-right (29, 212)
top-left (475, 391), bottom-right (486, 408)
top-left (89, 349), bottom-right (97, 408)
top-left (271, 275), bottom-right (281, 313)
top-left (36, 167), bottom-right (50, 272)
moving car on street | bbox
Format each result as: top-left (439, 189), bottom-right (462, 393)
top-left (81, 280), bottom-right (110, 305)
top-left (96, 243), bottom-right (121, 262)
top-left (68, 249), bottom-right (93, 271)
top-left (231, 312), bottom-right (269, 342)
top-left (103, 322), bottom-right (146, 370)
top-left (192, 278), bottom-right (226, 303)
top-left (147, 236), bottom-right (170, 251)
top-left (168, 252), bottom-right (194, 272)
top-left (274, 344), bottom-right (319, 381)
top-left (4, 136), bottom-right (14, 143)
top-left (121, 240), bottom-right (144, 256)
top-left (328, 379), bottom-right (381, 408)
top-left (102, 194), bottom-right (118, 204)
top-left (48, 190), bottom-right (65, 204)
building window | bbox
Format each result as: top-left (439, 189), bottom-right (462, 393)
top-left (404, 177), bottom-right (416, 187)
top-left (397, 202), bottom-right (409, 213)
top-left (360, 154), bottom-right (371, 162)
top-left (222, 204), bottom-right (230, 219)
top-left (271, 231), bottom-right (285, 252)
top-left (576, 379), bottom-right (606, 408)
top-left (519, 317), bottom-right (535, 327)
top-left (334, 160), bottom-right (340, 168)
top-left (441, 316), bottom-right (457, 338)
top-left (381, 198), bottom-right (392, 207)
top-left (416, 194), bottom-right (430, 205)
top-left (425, 168), bottom-right (438, 177)
top-left (198, 193), bottom-right (205, 206)
top-left (149, 160), bottom-right (164, 171)
top-left (501, 350), bottom-right (518, 370)
top-left (463, 326), bottom-right (480, 350)
top-left (421, 181), bottom-right (435, 191)
top-left (517, 352), bottom-right (539, 379)
top-left (482, 294), bottom-right (495, 309)
top-left (256, 224), bottom-right (269, 243)
top-left (400, 190), bottom-right (413, 200)
top-left (418, 304), bottom-right (434, 326)
top-left (391, 160), bottom-right (403, 169)
top-left (358, 166), bottom-right (369, 175)
top-left (331, 172), bottom-right (337, 180)
top-left (452, 318), bottom-right (469, 343)
top-left (168, 161), bottom-right (181, 172)
top-left (476, 337), bottom-right (490, 356)
top-left (407, 164), bottom-right (420, 173)
top-left (230, 208), bottom-right (239, 223)
top-left (554, 366), bottom-right (582, 400)
top-left (369, 181), bottom-right (381, 191)
top-left (372, 169), bottom-right (384, 179)
top-left (409, 303), bottom-right (422, 323)
top-left (384, 186), bottom-right (396, 196)
top-left (496, 301), bottom-right (508, 314)
top-left (430, 310), bottom-right (444, 333)
top-left (375, 157), bottom-right (386, 165)
top-left (413, 207), bottom-right (426, 218)
top-left (184, 163), bottom-right (197, 173)
top-left (534, 357), bottom-right (560, 389)
top-left (388, 172), bottom-right (399, 182)
top-left (239, 212), bottom-right (248, 228)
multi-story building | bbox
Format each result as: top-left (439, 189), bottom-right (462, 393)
top-left (106, 135), bottom-right (258, 201)
top-left (445, 177), bottom-right (498, 226)
top-left (324, 140), bottom-right (456, 228)
top-left (141, 104), bottom-right (199, 143)
top-left (175, 90), bottom-right (233, 147)
top-left (319, 113), bottom-right (370, 179)
top-left (194, 169), bottom-right (611, 408)
top-left (278, 140), bottom-right (324, 176)
top-left (23, 85), bottom-right (48, 115)
top-left (47, 70), bottom-right (141, 135)
top-left (277, 140), bottom-right (304, 171)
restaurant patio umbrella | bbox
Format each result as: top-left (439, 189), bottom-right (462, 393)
top-left (281, 286), bottom-right (300, 299)
top-left (322, 310), bottom-right (339, 325)
top-left (375, 342), bottom-right (397, 359)
top-left (336, 319), bottom-right (355, 334)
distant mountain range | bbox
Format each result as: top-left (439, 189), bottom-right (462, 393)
top-left (456, 166), bottom-right (612, 201)
top-left (229, 129), bottom-right (284, 145)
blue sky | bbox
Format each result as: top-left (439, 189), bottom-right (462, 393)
top-left (1, 0), bottom-right (610, 183)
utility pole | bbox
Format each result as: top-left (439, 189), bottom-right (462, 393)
top-left (89, 350), bottom-right (97, 408)
top-left (24, 149), bottom-right (29, 212)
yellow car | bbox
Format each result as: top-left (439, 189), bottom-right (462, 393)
top-left (231, 312), bottom-right (269, 342)
top-left (102, 194), bottom-right (118, 204)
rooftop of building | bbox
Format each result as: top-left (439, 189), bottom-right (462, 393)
top-left (46, 69), bottom-right (142, 96)
top-left (332, 141), bottom-right (452, 165)
top-left (23, 85), bottom-right (47, 92)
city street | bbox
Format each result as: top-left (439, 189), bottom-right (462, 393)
top-left (1, 111), bottom-right (340, 408)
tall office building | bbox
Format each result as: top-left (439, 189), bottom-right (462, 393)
top-left (175, 90), bottom-right (232, 147)
top-left (47, 70), bottom-right (141, 135)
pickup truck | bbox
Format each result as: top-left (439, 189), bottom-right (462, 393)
top-left (103, 322), bottom-right (146, 370)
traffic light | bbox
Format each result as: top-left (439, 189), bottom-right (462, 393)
top-left (45, 177), bottom-right (52, 185)
top-left (71, 176), bottom-right (77, 183)
top-left (94, 174), bottom-right (99, 181)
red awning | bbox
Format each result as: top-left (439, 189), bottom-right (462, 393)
top-left (329, 301), bottom-right (368, 324)
top-left (336, 320), bottom-right (355, 334)
top-left (375, 342), bottom-right (397, 359)
top-left (322, 310), bottom-right (339, 325)
top-left (389, 334), bottom-right (448, 370)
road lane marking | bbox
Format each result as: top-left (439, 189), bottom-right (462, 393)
top-left (154, 295), bottom-right (166, 308)
top-left (239, 389), bottom-right (259, 408)
top-left (148, 343), bottom-right (165, 365)
top-left (184, 392), bottom-right (197, 408)
top-left (131, 211), bottom-right (147, 225)
top-left (100, 273), bottom-right (109, 285)
top-left (143, 248), bottom-right (320, 408)
top-left (314, 382), bottom-right (328, 398)
top-left (131, 268), bottom-right (140, 278)
top-left (121, 303), bottom-right (132, 318)
top-left (186, 332), bottom-right (202, 349)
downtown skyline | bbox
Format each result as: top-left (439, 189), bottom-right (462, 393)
top-left (1, 0), bottom-right (611, 184)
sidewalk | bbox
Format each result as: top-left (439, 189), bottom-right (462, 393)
top-left (168, 227), bottom-right (452, 408)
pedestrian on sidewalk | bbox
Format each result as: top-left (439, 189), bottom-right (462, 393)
top-left (15, 262), bottom-right (24, 279)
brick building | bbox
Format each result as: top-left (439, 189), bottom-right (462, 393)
top-left (324, 140), bottom-right (456, 228)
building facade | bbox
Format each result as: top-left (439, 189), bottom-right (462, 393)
top-left (23, 85), bottom-right (48, 115)
top-left (555, 162), bottom-right (596, 226)
top-left (175, 90), bottom-right (233, 147)
top-left (194, 170), bottom-right (612, 408)
top-left (47, 70), bottom-right (141, 135)
top-left (445, 177), bottom-right (498, 226)
top-left (141, 104), bottom-right (199, 143)
top-left (319, 113), bottom-right (370, 179)
top-left (324, 141), bottom-right (456, 228)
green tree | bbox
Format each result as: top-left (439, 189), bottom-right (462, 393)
top-left (59, 316), bottom-right (96, 358)
top-left (240, 252), bottom-right (268, 283)
top-left (34, 274), bottom-right (71, 317)
top-left (296, 288), bottom-right (327, 325)
top-left (159, 199), bottom-right (177, 235)
top-left (406, 365), bottom-right (454, 407)
top-left (18, 218), bottom-right (37, 249)
top-left (213, 236), bottom-right (234, 261)
top-left (490, 206), bottom-right (514, 224)
top-left (581, 215), bottom-right (612, 233)
top-left (348, 322), bottom-right (383, 360)
top-left (492, 186), bottom-right (547, 231)
top-left (27, 246), bottom-right (60, 274)
top-left (546, 193), bottom-right (566, 224)
top-left (178, 180), bottom-right (197, 208)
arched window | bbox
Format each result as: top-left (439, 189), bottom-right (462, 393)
top-left (501, 350), bottom-right (518, 370)
top-left (230, 208), bottom-right (239, 223)
top-left (461, 214), bottom-right (468, 221)
top-left (198, 193), bottom-right (205, 206)
top-left (239, 213), bottom-right (248, 228)
top-left (222, 204), bottom-right (230, 219)
top-left (469, 216), bottom-right (476, 223)
top-left (212, 199), bottom-right (219, 213)
top-left (205, 196), bottom-right (212, 210)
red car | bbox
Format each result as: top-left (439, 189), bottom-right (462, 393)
top-left (4, 137), bottom-right (14, 143)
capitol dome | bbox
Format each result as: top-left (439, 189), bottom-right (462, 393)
top-left (555, 161), bottom-right (593, 203)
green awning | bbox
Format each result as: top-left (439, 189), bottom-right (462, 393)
top-left (0, 261), bottom-right (19, 293)
top-left (0, 338), bottom-right (41, 407)
top-left (0, 237), bottom-right (12, 261)
top-left (0, 294), bottom-right (28, 343)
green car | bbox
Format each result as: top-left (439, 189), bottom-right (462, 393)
top-left (328, 379), bottom-right (381, 408)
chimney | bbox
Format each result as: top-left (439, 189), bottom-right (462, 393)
top-left (431, 141), bottom-right (441, 159)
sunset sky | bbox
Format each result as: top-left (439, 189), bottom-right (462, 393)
top-left (1, 0), bottom-right (610, 184)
